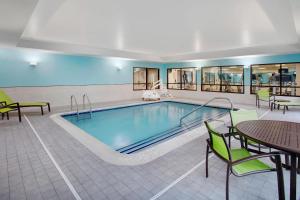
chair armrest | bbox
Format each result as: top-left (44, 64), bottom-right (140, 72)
top-left (231, 151), bottom-right (281, 166)
top-left (6, 102), bottom-right (20, 108)
top-left (0, 101), bottom-right (7, 106)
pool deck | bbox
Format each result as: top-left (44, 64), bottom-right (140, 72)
top-left (0, 98), bottom-right (299, 200)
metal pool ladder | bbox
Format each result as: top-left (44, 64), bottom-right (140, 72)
top-left (70, 94), bottom-right (92, 121)
top-left (179, 97), bottom-right (233, 126)
top-left (83, 93), bottom-right (92, 119)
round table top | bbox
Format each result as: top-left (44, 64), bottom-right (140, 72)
top-left (236, 120), bottom-right (300, 155)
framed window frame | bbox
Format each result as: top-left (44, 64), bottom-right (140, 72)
top-left (250, 62), bottom-right (300, 97)
top-left (133, 67), bottom-right (160, 91)
top-left (201, 65), bottom-right (245, 94)
top-left (167, 67), bottom-right (197, 91)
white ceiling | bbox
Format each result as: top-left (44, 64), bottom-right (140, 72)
top-left (1, 0), bottom-right (300, 61)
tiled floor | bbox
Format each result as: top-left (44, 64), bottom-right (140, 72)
top-left (0, 99), bottom-right (299, 200)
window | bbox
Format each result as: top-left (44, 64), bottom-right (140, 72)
top-left (251, 63), bottom-right (300, 96)
top-left (167, 68), bottom-right (197, 90)
top-left (133, 67), bottom-right (159, 90)
top-left (201, 66), bottom-right (244, 93)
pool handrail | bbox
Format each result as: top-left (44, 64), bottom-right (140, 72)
top-left (83, 93), bottom-right (92, 119)
top-left (70, 95), bottom-right (79, 120)
top-left (179, 97), bottom-right (233, 126)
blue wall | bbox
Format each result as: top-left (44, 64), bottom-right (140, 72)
top-left (0, 48), bottom-right (164, 87)
top-left (1, 47), bottom-right (300, 87)
top-left (165, 54), bottom-right (300, 86)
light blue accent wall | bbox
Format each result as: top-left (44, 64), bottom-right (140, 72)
top-left (165, 54), bottom-right (300, 86)
top-left (1, 47), bottom-right (300, 87)
top-left (0, 48), bottom-right (164, 87)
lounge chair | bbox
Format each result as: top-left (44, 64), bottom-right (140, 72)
top-left (255, 88), bottom-right (274, 108)
top-left (0, 102), bottom-right (21, 122)
top-left (271, 100), bottom-right (300, 114)
top-left (204, 121), bottom-right (285, 200)
top-left (0, 90), bottom-right (50, 115)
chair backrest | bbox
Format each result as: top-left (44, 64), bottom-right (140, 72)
top-left (0, 90), bottom-right (14, 104)
top-left (256, 89), bottom-right (270, 100)
top-left (204, 121), bottom-right (231, 161)
top-left (230, 109), bottom-right (258, 127)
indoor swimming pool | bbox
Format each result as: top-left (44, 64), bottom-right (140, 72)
top-left (62, 101), bottom-right (228, 153)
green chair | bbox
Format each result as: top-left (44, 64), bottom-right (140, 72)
top-left (0, 90), bottom-right (50, 115)
top-left (0, 102), bottom-right (21, 122)
top-left (229, 109), bottom-right (268, 153)
top-left (256, 88), bottom-right (274, 108)
top-left (204, 121), bottom-right (285, 200)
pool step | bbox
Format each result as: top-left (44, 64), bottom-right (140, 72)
top-left (116, 111), bottom-right (229, 154)
top-left (116, 118), bottom-right (204, 154)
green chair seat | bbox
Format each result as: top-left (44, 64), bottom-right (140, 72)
top-left (0, 107), bottom-right (14, 113)
top-left (231, 148), bottom-right (272, 175)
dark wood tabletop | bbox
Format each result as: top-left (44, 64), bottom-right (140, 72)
top-left (236, 120), bottom-right (300, 155)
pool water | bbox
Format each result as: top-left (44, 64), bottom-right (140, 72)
top-left (63, 101), bottom-right (228, 153)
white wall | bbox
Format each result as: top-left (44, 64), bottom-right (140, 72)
top-left (168, 86), bottom-right (256, 106)
top-left (2, 84), bottom-right (143, 107)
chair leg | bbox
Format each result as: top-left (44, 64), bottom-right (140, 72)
top-left (47, 103), bottom-right (51, 112)
top-left (40, 106), bottom-right (44, 115)
top-left (275, 155), bottom-right (285, 200)
top-left (226, 164), bottom-right (230, 200)
top-left (285, 154), bottom-right (290, 166)
top-left (17, 107), bottom-right (21, 122)
top-left (7, 113), bottom-right (9, 120)
top-left (271, 103), bottom-right (273, 111)
top-left (297, 156), bottom-right (300, 174)
top-left (228, 135), bottom-right (231, 148)
top-left (206, 144), bottom-right (209, 178)
top-left (1, 113), bottom-right (4, 120)
top-left (283, 106), bottom-right (286, 114)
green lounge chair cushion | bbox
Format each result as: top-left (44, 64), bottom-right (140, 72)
top-left (19, 102), bottom-right (48, 107)
top-left (0, 107), bottom-right (14, 113)
top-left (231, 148), bottom-right (271, 175)
top-left (0, 90), bottom-right (14, 104)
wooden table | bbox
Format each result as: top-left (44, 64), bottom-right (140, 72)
top-left (236, 120), bottom-right (300, 200)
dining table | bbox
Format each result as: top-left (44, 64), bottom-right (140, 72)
top-left (236, 120), bottom-right (300, 200)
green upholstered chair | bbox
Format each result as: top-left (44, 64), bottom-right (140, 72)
top-left (256, 88), bottom-right (274, 108)
top-left (0, 102), bottom-right (21, 122)
top-left (204, 121), bottom-right (285, 200)
top-left (0, 90), bottom-right (50, 115)
top-left (229, 109), bottom-right (268, 153)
